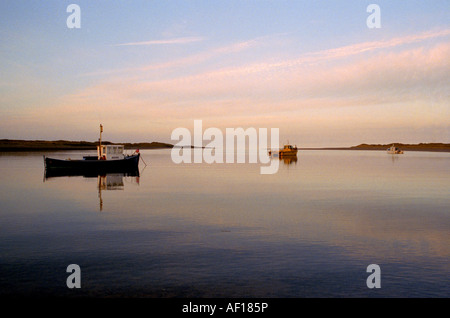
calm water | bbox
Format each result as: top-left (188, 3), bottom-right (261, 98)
top-left (0, 149), bottom-right (449, 297)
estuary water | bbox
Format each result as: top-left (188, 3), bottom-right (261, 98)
top-left (0, 149), bottom-right (449, 297)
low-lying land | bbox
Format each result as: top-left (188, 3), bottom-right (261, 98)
top-left (301, 143), bottom-right (450, 152)
top-left (0, 139), bottom-right (173, 152)
top-left (1, 140), bottom-right (449, 152)
top-left (349, 143), bottom-right (450, 152)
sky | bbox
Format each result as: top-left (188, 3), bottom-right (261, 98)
top-left (0, 0), bottom-right (449, 147)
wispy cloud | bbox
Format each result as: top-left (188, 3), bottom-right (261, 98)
top-left (306, 28), bottom-right (450, 62)
top-left (115, 36), bottom-right (204, 46)
top-left (104, 29), bottom-right (450, 81)
top-left (17, 29), bottom-right (449, 143)
top-left (62, 38), bottom-right (450, 115)
top-left (198, 29), bottom-right (450, 78)
top-left (83, 34), bottom-right (283, 77)
top-left (136, 36), bottom-right (270, 72)
top-left (58, 29), bottom-right (450, 133)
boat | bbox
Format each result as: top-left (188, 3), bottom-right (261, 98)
top-left (44, 125), bottom-right (141, 173)
top-left (269, 144), bottom-right (298, 157)
top-left (387, 144), bottom-right (403, 154)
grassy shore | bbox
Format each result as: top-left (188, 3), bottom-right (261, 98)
top-left (301, 143), bottom-right (450, 152)
top-left (349, 143), bottom-right (450, 152)
top-left (0, 139), bottom-right (174, 152)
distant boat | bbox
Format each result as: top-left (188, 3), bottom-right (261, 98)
top-left (269, 144), bottom-right (298, 157)
top-left (44, 125), bottom-right (141, 173)
top-left (387, 144), bottom-right (403, 154)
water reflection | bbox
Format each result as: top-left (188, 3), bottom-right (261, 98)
top-left (280, 156), bottom-right (297, 165)
top-left (97, 173), bottom-right (140, 211)
top-left (388, 153), bottom-right (400, 164)
top-left (270, 154), bottom-right (298, 166)
top-left (1, 150), bottom-right (448, 297)
top-left (44, 169), bottom-right (141, 211)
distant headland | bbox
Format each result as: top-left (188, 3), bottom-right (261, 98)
top-left (350, 143), bottom-right (450, 152)
top-left (300, 143), bottom-right (450, 152)
top-left (0, 139), bottom-right (174, 152)
top-left (0, 139), bottom-right (449, 152)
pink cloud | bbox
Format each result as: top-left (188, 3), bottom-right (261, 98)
top-left (115, 36), bottom-right (205, 46)
top-left (13, 30), bottom-right (448, 143)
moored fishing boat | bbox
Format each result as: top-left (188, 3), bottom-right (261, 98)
top-left (44, 125), bottom-right (141, 173)
top-left (269, 144), bottom-right (298, 157)
top-left (387, 144), bottom-right (403, 154)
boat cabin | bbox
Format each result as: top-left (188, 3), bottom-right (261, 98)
top-left (387, 144), bottom-right (403, 154)
top-left (97, 145), bottom-right (125, 160)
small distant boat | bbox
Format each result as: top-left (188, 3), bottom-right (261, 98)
top-left (387, 144), bottom-right (403, 154)
top-left (269, 144), bottom-right (298, 157)
top-left (44, 125), bottom-right (140, 173)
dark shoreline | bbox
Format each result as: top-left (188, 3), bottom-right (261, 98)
top-left (301, 143), bottom-right (450, 152)
top-left (0, 139), bottom-right (174, 152)
top-left (1, 139), bottom-right (449, 152)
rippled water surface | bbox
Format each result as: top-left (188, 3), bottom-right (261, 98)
top-left (0, 149), bottom-right (449, 297)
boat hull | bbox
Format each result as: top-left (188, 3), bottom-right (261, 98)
top-left (269, 150), bottom-right (298, 157)
top-left (387, 151), bottom-right (403, 154)
top-left (44, 153), bottom-right (140, 173)
top-left (279, 150), bottom-right (298, 157)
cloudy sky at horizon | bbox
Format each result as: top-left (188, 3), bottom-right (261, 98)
top-left (0, 0), bottom-right (449, 147)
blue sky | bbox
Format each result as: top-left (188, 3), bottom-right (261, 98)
top-left (0, 1), bottom-right (449, 146)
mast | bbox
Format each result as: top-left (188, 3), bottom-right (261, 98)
top-left (99, 124), bottom-right (103, 147)
top-left (99, 124), bottom-right (103, 158)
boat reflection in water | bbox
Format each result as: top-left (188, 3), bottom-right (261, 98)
top-left (270, 155), bottom-right (298, 166)
top-left (44, 169), bottom-right (140, 211)
top-left (280, 156), bottom-right (297, 165)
